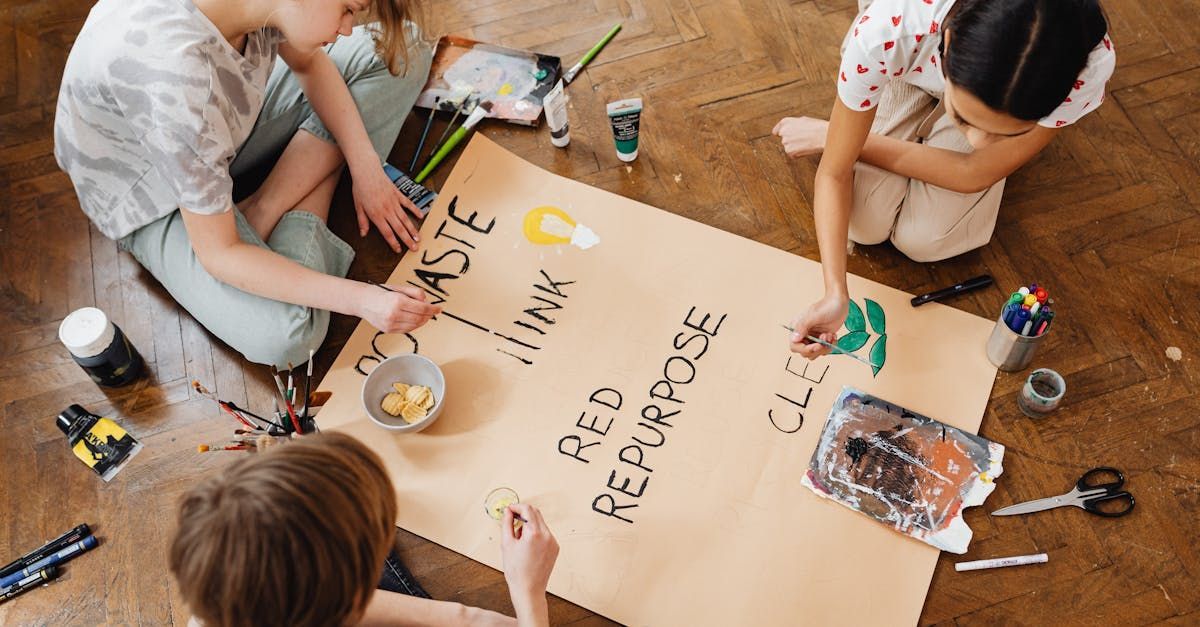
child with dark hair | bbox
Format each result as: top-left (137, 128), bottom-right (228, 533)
top-left (775, 0), bottom-right (1114, 358)
top-left (169, 432), bottom-right (559, 626)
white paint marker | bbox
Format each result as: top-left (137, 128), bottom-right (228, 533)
top-left (955, 553), bottom-right (1048, 572)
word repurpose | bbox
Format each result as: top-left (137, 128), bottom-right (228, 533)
top-left (556, 307), bottom-right (728, 524)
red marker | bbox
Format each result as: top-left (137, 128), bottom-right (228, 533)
top-left (1035, 288), bottom-right (1048, 303)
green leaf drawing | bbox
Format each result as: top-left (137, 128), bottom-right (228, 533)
top-left (845, 300), bottom-right (866, 334)
top-left (865, 298), bottom-right (886, 335)
top-left (837, 330), bottom-right (870, 352)
top-left (869, 334), bottom-right (887, 377)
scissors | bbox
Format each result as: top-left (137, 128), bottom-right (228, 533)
top-left (992, 467), bottom-right (1135, 518)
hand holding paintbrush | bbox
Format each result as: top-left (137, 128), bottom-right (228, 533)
top-left (781, 324), bottom-right (882, 369)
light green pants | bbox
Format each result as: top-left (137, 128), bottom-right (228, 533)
top-left (121, 24), bottom-right (432, 368)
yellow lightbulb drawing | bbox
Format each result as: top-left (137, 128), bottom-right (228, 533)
top-left (522, 205), bottom-right (600, 250)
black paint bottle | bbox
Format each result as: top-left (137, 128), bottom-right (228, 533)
top-left (56, 404), bottom-right (143, 482)
top-left (58, 307), bottom-right (143, 387)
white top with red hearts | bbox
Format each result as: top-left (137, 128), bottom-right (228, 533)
top-left (837, 0), bottom-right (1116, 129)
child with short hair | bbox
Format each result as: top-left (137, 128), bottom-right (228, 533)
top-left (169, 432), bottom-right (558, 626)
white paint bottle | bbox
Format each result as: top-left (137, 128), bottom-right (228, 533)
top-left (543, 79), bottom-right (570, 147)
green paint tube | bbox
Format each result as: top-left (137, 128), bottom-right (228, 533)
top-left (606, 98), bottom-right (642, 162)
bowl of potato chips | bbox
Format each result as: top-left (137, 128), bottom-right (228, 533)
top-left (361, 354), bottom-right (445, 432)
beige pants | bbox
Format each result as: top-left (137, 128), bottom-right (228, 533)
top-left (847, 56), bottom-right (1005, 263)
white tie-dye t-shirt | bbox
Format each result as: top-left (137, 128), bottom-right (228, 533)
top-left (54, 0), bottom-right (283, 240)
top-left (837, 0), bottom-right (1115, 129)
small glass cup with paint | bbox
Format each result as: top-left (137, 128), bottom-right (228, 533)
top-left (484, 487), bottom-right (523, 529)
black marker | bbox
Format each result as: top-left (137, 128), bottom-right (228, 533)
top-left (910, 274), bottom-right (994, 307)
top-left (0, 524), bottom-right (90, 580)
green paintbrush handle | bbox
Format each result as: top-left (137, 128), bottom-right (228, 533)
top-left (579, 23), bottom-right (622, 68)
top-left (415, 125), bottom-right (470, 183)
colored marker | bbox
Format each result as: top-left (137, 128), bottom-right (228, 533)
top-left (955, 553), bottom-right (1048, 572)
top-left (1002, 303), bottom-right (1018, 326)
top-left (1018, 287), bottom-right (1030, 297)
top-left (1037, 310), bottom-right (1055, 335)
top-left (1035, 287), bottom-right (1048, 303)
top-left (1023, 294), bottom-right (1037, 307)
top-left (1009, 308), bottom-right (1030, 333)
top-left (563, 23), bottom-right (623, 84)
top-left (0, 524), bottom-right (90, 580)
top-left (910, 274), bottom-right (994, 307)
top-left (0, 566), bottom-right (58, 603)
top-left (0, 536), bottom-right (97, 588)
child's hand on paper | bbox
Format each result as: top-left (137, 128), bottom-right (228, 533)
top-left (358, 284), bottom-right (441, 334)
top-left (353, 166), bottom-right (424, 253)
top-left (773, 116), bottom-right (829, 158)
top-left (501, 504), bottom-right (558, 627)
top-left (790, 293), bottom-right (848, 359)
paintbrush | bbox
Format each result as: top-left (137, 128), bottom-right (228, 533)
top-left (270, 367), bottom-right (304, 434)
top-left (301, 349), bottom-right (314, 423)
top-left (193, 380), bottom-right (275, 430)
top-left (781, 325), bottom-right (882, 369)
top-left (197, 444), bottom-right (252, 452)
top-left (286, 363), bottom-right (294, 405)
top-left (563, 23), bottom-right (622, 84)
top-left (415, 101), bottom-right (494, 183)
top-left (424, 90), bottom-right (473, 170)
top-left (410, 96), bottom-right (440, 172)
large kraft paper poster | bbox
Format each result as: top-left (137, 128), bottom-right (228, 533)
top-left (317, 135), bottom-right (999, 626)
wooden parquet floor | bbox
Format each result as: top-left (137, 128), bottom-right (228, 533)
top-left (2, 0), bottom-right (1198, 624)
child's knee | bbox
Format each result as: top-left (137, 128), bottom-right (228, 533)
top-left (338, 23), bottom-right (431, 82)
top-left (849, 164), bottom-right (906, 245)
top-left (890, 228), bottom-right (949, 262)
top-left (238, 307), bottom-right (328, 369)
top-left (847, 208), bottom-right (892, 246)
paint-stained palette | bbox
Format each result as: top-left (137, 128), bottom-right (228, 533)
top-left (802, 387), bottom-right (1005, 554)
top-left (415, 36), bottom-right (561, 126)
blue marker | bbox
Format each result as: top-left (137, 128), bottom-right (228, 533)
top-left (1002, 302), bottom-right (1018, 326)
top-left (0, 536), bottom-right (97, 588)
top-left (1008, 308), bottom-right (1030, 333)
top-left (0, 566), bottom-right (58, 602)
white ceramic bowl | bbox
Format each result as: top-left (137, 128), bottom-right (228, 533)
top-left (361, 354), bottom-right (446, 432)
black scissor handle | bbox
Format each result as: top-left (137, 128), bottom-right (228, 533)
top-left (1078, 467), bottom-right (1125, 492)
top-left (1082, 491), bottom-right (1136, 517)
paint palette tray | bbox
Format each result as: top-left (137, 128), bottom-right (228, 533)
top-left (801, 387), bottom-right (1005, 554)
top-left (415, 36), bottom-right (562, 126)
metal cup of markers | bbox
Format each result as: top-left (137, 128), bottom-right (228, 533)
top-left (985, 313), bottom-right (1049, 372)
